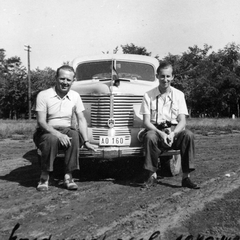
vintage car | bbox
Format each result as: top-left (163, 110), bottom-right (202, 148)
top-left (71, 54), bottom-right (181, 175)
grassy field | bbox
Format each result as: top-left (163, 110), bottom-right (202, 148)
top-left (0, 119), bottom-right (36, 139)
top-left (0, 118), bottom-right (239, 139)
top-left (187, 117), bottom-right (240, 135)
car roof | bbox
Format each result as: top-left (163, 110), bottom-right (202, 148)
top-left (71, 54), bottom-right (159, 69)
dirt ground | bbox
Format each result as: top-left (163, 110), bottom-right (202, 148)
top-left (1, 133), bottom-right (240, 240)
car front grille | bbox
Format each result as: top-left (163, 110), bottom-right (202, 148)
top-left (81, 95), bottom-right (143, 128)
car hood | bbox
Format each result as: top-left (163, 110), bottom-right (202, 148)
top-left (71, 79), bottom-right (159, 96)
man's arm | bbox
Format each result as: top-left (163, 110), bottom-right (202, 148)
top-left (37, 111), bottom-right (72, 147)
top-left (76, 111), bottom-right (95, 151)
top-left (174, 114), bottom-right (186, 135)
top-left (167, 113), bottom-right (186, 146)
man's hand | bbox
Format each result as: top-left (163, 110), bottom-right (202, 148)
top-left (58, 133), bottom-right (72, 148)
top-left (158, 131), bottom-right (172, 148)
top-left (166, 132), bottom-right (175, 147)
top-left (84, 142), bottom-right (97, 152)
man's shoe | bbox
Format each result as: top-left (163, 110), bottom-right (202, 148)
top-left (142, 175), bottom-right (158, 189)
top-left (37, 179), bottom-right (48, 191)
top-left (64, 178), bottom-right (78, 190)
top-left (182, 177), bottom-right (200, 189)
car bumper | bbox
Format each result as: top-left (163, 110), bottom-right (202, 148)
top-left (79, 146), bottom-right (143, 159)
top-left (78, 146), bottom-right (180, 159)
top-left (38, 146), bottom-right (180, 159)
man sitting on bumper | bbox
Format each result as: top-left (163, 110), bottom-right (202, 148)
top-left (139, 61), bottom-right (199, 189)
top-left (33, 65), bottom-right (95, 191)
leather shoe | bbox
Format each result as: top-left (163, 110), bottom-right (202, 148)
top-left (142, 175), bottom-right (158, 189)
top-left (182, 177), bottom-right (200, 189)
top-left (64, 178), bottom-right (78, 190)
top-left (37, 179), bottom-right (48, 191)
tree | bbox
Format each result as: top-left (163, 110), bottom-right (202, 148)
top-left (102, 43), bottom-right (152, 56)
top-left (162, 45), bottom-right (214, 117)
top-left (0, 49), bottom-right (7, 90)
top-left (31, 67), bottom-right (56, 110)
top-left (0, 55), bottom-right (28, 119)
top-left (102, 46), bottom-right (119, 54)
top-left (211, 43), bottom-right (240, 117)
top-left (0, 50), bottom-right (57, 119)
top-left (31, 67), bottom-right (56, 92)
top-left (121, 43), bottom-right (152, 56)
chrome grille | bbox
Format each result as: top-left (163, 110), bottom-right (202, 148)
top-left (81, 95), bottom-right (143, 127)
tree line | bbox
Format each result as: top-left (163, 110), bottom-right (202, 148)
top-left (0, 49), bottom-right (55, 119)
top-left (0, 43), bottom-right (240, 119)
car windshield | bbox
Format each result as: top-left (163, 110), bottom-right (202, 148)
top-left (76, 60), bottom-right (155, 81)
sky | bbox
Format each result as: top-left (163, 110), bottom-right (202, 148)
top-left (1, 0), bottom-right (240, 70)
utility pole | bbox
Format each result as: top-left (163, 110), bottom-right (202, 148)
top-left (24, 45), bottom-right (31, 119)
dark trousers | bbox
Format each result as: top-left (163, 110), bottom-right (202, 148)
top-left (143, 129), bottom-right (195, 173)
top-left (33, 127), bottom-right (80, 173)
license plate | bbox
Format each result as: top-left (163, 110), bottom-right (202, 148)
top-left (99, 136), bottom-right (126, 146)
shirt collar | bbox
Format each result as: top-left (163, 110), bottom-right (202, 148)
top-left (51, 86), bottom-right (71, 100)
top-left (156, 86), bottom-right (173, 101)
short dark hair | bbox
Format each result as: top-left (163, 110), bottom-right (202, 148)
top-left (56, 65), bottom-right (75, 78)
top-left (156, 61), bottom-right (174, 75)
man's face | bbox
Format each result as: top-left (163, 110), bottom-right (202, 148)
top-left (56, 69), bottom-right (75, 95)
top-left (157, 67), bottom-right (174, 90)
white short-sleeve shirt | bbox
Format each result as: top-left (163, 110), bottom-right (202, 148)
top-left (35, 87), bottom-right (85, 127)
top-left (139, 86), bottom-right (188, 125)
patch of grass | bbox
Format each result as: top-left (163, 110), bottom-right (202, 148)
top-left (0, 119), bottom-right (36, 139)
top-left (187, 118), bottom-right (240, 135)
top-left (0, 118), bottom-right (239, 139)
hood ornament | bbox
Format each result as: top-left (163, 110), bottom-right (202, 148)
top-left (108, 118), bottom-right (115, 128)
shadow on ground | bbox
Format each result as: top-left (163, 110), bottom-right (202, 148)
top-left (79, 157), bottom-right (145, 183)
top-left (0, 150), bottom-right (146, 188)
top-left (0, 149), bottom-right (40, 188)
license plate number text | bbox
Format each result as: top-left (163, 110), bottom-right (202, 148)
top-left (99, 136), bottom-right (125, 146)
